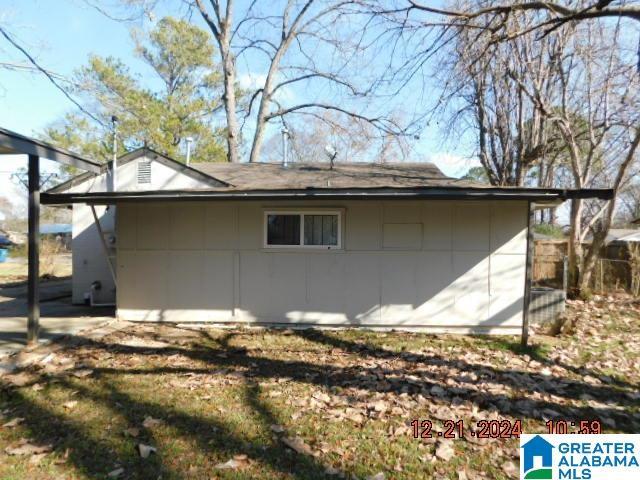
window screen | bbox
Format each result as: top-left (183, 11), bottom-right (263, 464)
top-left (265, 211), bottom-right (341, 248)
top-left (267, 214), bottom-right (300, 245)
top-left (304, 215), bottom-right (338, 246)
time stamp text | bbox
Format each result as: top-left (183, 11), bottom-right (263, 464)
top-left (411, 419), bottom-right (603, 439)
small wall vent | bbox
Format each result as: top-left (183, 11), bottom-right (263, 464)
top-left (137, 160), bottom-right (152, 184)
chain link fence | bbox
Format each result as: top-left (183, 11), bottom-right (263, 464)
top-left (533, 240), bottom-right (639, 295)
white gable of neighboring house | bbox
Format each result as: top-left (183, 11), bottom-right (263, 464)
top-left (50, 149), bottom-right (225, 305)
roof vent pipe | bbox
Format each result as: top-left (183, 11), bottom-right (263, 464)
top-left (281, 126), bottom-right (289, 167)
top-left (185, 137), bottom-right (193, 166)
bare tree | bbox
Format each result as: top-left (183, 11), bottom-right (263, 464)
top-left (261, 111), bottom-right (412, 163)
top-left (190, 0), bottom-right (408, 163)
top-left (374, 0), bottom-right (640, 294)
top-left (434, 8), bottom-right (568, 186)
top-left (404, 1), bottom-right (640, 39)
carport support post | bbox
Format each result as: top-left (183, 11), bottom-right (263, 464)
top-left (27, 154), bottom-right (40, 344)
top-left (521, 201), bottom-right (535, 347)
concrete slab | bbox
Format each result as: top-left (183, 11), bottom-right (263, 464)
top-left (0, 278), bottom-right (115, 356)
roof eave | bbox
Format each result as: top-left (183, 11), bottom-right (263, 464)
top-left (40, 187), bottom-right (614, 206)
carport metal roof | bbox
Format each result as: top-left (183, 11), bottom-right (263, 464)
top-left (0, 127), bottom-right (102, 345)
top-left (0, 127), bottom-right (101, 173)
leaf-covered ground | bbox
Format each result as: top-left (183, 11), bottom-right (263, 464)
top-left (0, 295), bottom-right (638, 479)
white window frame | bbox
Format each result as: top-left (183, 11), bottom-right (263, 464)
top-left (263, 210), bottom-right (343, 250)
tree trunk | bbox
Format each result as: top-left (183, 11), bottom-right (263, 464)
top-left (579, 241), bottom-right (601, 293)
top-left (221, 51), bottom-right (240, 163)
top-left (567, 198), bottom-right (583, 294)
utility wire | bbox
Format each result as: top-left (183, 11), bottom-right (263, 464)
top-left (0, 26), bottom-right (107, 127)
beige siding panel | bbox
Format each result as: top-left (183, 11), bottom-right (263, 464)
top-left (205, 204), bottom-right (238, 249)
top-left (118, 250), bottom-right (168, 320)
top-left (451, 252), bottom-right (489, 324)
top-left (239, 252), bottom-right (307, 320)
top-left (169, 204), bottom-right (205, 250)
top-left (423, 202), bottom-right (452, 250)
top-left (167, 251), bottom-right (205, 309)
top-left (237, 204), bottom-right (262, 250)
top-left (116, 250), bottom-right (138, 308)
top-left (380, 252), bottom-right (456, 325)
top-left (161, 251), bottom-right (234, 321)
top-left (116, 199), bottom-right (525, 333)
top-left (383, 202), bottom-right (421, 223)
top-left (453, 203), bottom-right (490, 251)
top-left (118, 205), bottom-right (137, 250)
top-left (305, 253), bottom-right (381, 324)
top-left (304, 254), bottom-right (349, 323)
top-left (340, 253), bottom-right (380, 323)
top-left (490, 202), bottom-right (528, 255)
top-left (345, 202), bottom-right (380, 250)
top-left (203, 252), bottom-right (234, 318)
top-left (136, 204), bottom-right (168, 250)
top-left (382, 224), bottom-right (423, 250)
top-left (488, 253), bottom-right (526, 326)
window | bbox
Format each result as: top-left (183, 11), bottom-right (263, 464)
top-left (137, 160), bottom-right (152, 184)
top-left (264, 211), bottom-right (342, 249)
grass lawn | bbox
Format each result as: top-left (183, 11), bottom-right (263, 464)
top-left (0, 296), bottom-right (638, 479)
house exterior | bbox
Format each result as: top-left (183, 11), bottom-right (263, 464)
top-left (47, 151), bottom-right (611, 333)
top-left (48, 149), bottom-right (225, 304)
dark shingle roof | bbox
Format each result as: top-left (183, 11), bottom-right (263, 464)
top-left (189, 161), bottom-right (483, 191)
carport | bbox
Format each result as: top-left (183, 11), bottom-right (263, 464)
top-left (0, 127), bottom-right (102, 344)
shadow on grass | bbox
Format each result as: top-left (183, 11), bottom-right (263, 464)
top-left (1, 345), bottom-right (334, 479)
top-left (57, 329), bottom-right (640, 430)
top-left (1, 325), bottom-right (639, 479)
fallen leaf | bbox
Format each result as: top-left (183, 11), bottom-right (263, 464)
top-left (4, 372), bottom-right (33, 387)
top-left (215, 458), bottom-right (242, 470)
top-left (367, 473), bottom-right (385, 480)
top-left (108, 467), bottom-right (124, 478)
top-left (29, 453), bottom-right (49, 465)
top-left (435, 441), bottom-right (455, 461)
top-left (123, 427), bottom-right (140, 437)
top-left (63, 401), bottom-right (78, 410)
top-left (2, 417), bottom-right (24, 428)
top-left (312, 391), bottom-right (331, 404)
top-left (282, 436), bottom-right (314, 456)
top-left (137, 444), bottom-right (157, 458)
top-left (369, 400), bottom-right (388, 413)
top-left (72, 369), bottom-right (93, 378)
top-left (502, 461), bottom-right (518, 477)
top-left (270, 424), bottom-right (285, 433)
top-left (215, 454), bottom-right (250, 470)
top-left (142, 416), bottom-right (162, 428)
top-left (5, 442), bottom-right (53, 456)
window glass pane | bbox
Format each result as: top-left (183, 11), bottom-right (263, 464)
top-left (304, 215), bottom-right (338, 246)
top-left (267, 214), bottom-right (300, 245)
